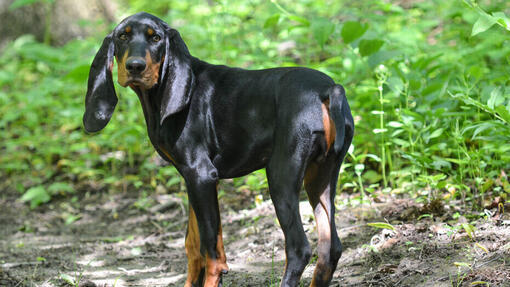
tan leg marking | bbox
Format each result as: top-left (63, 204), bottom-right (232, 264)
top-left (203, 225), bottom-right (228, 286)
top-left (305, 163), bottom-right (334, 287)
top-left (310, 191), bottom-right (333, 286)
top-left (185, 207), bottom-right (205, 287)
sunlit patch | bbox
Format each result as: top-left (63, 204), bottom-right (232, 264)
top-left (80, 269), bottom-right (185, 286)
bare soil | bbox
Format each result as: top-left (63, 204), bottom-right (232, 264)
top-left (1, 185), bottom-right (509, 287)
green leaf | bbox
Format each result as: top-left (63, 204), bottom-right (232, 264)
top-left (388, 121), bottom-right (404, 128)
top-left (166, 177), bottom-right (181, 188)
top-left (355, 164), bottom-right (365, 176)
top-left (264, 14), bottom-right (281, 29)
top-left (387, 76), bottom-right (405, 96)
top-left (461, 223), bottom-right (476, 239)
top-left (373, 128), bottom-right (388, 134)
top-left (59, 273), bottom-right (76, 285)
top-left (367, 222), bottom-right (395, 231)
top-left (481, 179), bottom-right (494, 193)
top-left (341, 21), bottom-right (368, 44)
top-left (48, 182), bottom-right (74, 195)
top-left (470, 281), bottom-right (490, 286)
top-left (9, 0), bottom-right (43, 10)
top-left (20, 186), bottom-right (51, 208)
top-left (437, 181), bottom-right (447, 189)
top-left (471, 13), bottom-right (497, 36)
top-left (311, 18), bottom-right (336, 48)
top-left (495, 106), bottom-right (510, 123)
top-left (359, 39), bottom-right (385, 57)
top-left (493, 12), bottom-right (510, 31)
top-left (64, 214), bottom-right (81, 225)
top-left (392, 138), bottom-right (410, 147)
top-left (487, 87), bottom-right (504, 109)
top-left (288, 15), bottom-right (310, 27)
top-left (65, 64), bottom-right (90, 83)
top-left (366, 154), bottom-right (382, 162)
top-left (428, 128), bottom-right (445, 140)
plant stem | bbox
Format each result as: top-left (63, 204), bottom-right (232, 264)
top-left (378, 81), bottom-right (388, 188)
top-left (358, 173), bottom-right (365, 203)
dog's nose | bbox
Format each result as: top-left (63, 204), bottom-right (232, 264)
top-left (126, 58), bottom-right (146, 74)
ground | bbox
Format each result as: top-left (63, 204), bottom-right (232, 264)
top-left (1, 184), bottom-right (509, 287)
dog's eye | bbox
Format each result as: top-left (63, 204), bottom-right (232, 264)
top-left (152, 35), bottom-right (161, 42)
top-left (119, 33), bottom-right (128, 41)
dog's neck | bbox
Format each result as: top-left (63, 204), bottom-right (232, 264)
top-left (128, 57), bottom-right (209, 163)
top-left (130, 85), bottom-right (162, 146)
top-left (130, 84), bottom-right (187, 164)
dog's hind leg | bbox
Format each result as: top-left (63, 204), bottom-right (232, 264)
top-left (304, 99), bottom-right (353, 286)
top-left (304, 156), bottom-right (342, 287)
top-left (266, 130), bottom-right (318, 287)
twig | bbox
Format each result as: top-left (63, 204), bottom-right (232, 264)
top-left (474, 254), bottom-right (502, 268)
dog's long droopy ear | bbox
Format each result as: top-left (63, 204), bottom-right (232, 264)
top-left (159, 28), bottom-right (195, 124)
top-left (83, 34), bottom-right (117, 133)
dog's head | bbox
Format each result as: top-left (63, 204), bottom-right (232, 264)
top-left (83, 12), bottom-right (194, 133)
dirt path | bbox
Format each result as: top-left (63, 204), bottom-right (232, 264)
top-left (1, 187), bottom-right (509, 286)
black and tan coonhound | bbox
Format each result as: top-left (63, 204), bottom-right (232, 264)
top-left (83, 12), bottom-right (354, 287)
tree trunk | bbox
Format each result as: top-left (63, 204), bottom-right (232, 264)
top-left (0, 0), bottom-right (117, 48)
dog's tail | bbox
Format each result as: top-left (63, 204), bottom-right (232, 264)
top-left (328, 84), bottom-right (347, 154)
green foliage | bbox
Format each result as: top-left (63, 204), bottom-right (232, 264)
top-left (464, 0), bottom-right (510, 35)
top-left (367, 222), bottom-right (395, 231)
top-left (2, 0), bottom-right (510, 211)
top-left (9, 0), bottom-right (54, 10)
top-left (341, 21), bottom-right (368, 44)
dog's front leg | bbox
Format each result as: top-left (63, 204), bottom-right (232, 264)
top-left (183, 168), bottom-right (228, 287)
top-left (184, 206), bottom-right (205, 287)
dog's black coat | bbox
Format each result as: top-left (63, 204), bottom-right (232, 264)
top-left (84, 12), bottom-right (354, 287)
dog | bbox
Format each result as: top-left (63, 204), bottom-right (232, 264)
top-left (83, 12), bottom-right (354, 287)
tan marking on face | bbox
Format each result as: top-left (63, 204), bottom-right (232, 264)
top-left (125, 26), bottom-right (131, 33)
top-left (322, 99), bottom-right (336, 152)
top-left (117, 50), bottom-right (161, 90)
top-left (147, 28), bottom-right (154, 36)
top-left (185, 207), bottom-right (206, 287)
top-left (142, 50), bottom-right (161, 88)
top-left (116, 50), bottom-right (129, 87)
